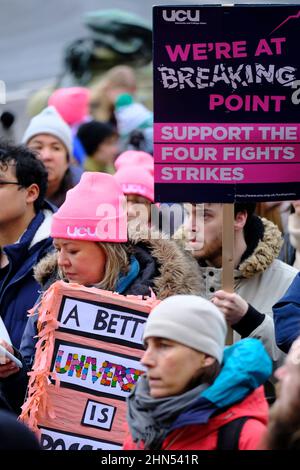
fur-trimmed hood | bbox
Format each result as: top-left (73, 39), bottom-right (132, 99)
top-left (34, 250), bottom-right (58, 287)
top-left (238, 217), bottom-right (283, 278)
top-left (34, 236), bottom-right (202, 299)
top-left (130, 236), bottom-right (202, 298)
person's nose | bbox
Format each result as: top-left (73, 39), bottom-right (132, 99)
top-left (141, 347), bottom-right (156, 368)
top-left (57, 250), bottom-right (71, 268)
top-left (39, 146), bottom-right (53, 162)
top-left (111, 143), bottom-right (119, 156)
top-left (185, 214), bottom-right (197, 234)
top-left (274, 365), bottom-right (286, 381)
top-left (127, 202), bottom-right (138, 219)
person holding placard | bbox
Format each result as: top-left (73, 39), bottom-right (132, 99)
top-left (0, 142), bottom-right (54, 349)
top-left (0, 172), bottom-right (201, 413)
top-left (182, 203), bottom-right (298, 374)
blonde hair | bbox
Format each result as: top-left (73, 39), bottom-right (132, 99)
top-left (94, 242), bottom-right (130, 291)
top-left (58, 241), bottom-right (131, 291)
top-left (90, 65), bottom-right (137, 121)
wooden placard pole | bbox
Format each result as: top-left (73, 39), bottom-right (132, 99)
top-left (222, 204), bottom-right (234, 345)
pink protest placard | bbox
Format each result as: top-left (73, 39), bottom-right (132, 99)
top-left (154, 162), bottom-right (300, 185)
top-left (20, 281), bottom-right (158, 450)
top-left (153, 6), bottom-right (300, 203)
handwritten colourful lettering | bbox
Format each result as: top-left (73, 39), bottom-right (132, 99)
top-left (55, 349), bottom-right (144, 392)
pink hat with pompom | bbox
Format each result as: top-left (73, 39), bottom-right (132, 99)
top-left (48, 87), bottom-right (90, 126)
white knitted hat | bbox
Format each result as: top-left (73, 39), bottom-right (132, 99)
top-left (115, 93), bottom-right (153, 137)
top-left (22, 106), bottom-right (73, 157)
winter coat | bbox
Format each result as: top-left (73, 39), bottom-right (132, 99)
top-left (33, 235), bottom-right (202, 302)
top-left (124, 388), bottom-right (267, 450)
top-left (84, 156), bottom-right (114, 174)
top-left (287, 213), bottom-right (300, 269)
top-left (0, 204), bottom-right (55, 348)
top-left (278, 232), bottom-right (296, 267)
top-left (124, 339), bottom-right (271, 450)
top-left (193, 218), bottom-right (298, 364)
top-left (273, 272), bottom-right (300, 353)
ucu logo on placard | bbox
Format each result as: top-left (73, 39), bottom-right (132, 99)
top-left (67, 226), bottom-right (97, 237)
top-left (162, 9), bottom-right (203, 24)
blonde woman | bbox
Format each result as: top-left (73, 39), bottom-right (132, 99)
top-left (0, 172), bottom-right (201, 413)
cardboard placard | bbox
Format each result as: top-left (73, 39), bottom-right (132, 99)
top-left (21, 281), bottom-right (158, 450)
top-left (153, 5), bottom-right (300, 202)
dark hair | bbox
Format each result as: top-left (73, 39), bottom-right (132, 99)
top-left (234, 203), bottom-right (264, 261)
top-left (77, 120), bottom-right (116, 156)
top-left (127, 129), bottom-right (145, 150)
top-left (189, 359), bottom-right (221, 391)
top-left (234, 203), bottom-right (256, 220)
top-left (0, 140), bottom-right (48, 212)
top-left (198, 360), bottom-right (221, 385)
top-left (234, 203), bottom-right (256, 230)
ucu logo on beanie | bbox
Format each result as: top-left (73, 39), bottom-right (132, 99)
top-left (51, 173), bottom-right (128, 242)
top-left (65, 216), bottom-right (127, 241)
top-left (123, 183), bottom-right (147, 196)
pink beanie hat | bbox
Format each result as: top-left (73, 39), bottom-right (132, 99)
top-left (51, 172), bottom-right (127, 242)
top-left (114, 151), bottom-right (154, 202)
top-left (48, 87), bottom-right (90, 126)
top-left (114, 150), bottom-right (153, 172)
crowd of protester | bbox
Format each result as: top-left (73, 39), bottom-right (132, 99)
top-left (0, 63), bottom-right (299, 452)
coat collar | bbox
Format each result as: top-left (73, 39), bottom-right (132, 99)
top-left (34, 236), bottom-right (203, 298)
top-left (238, 217), bottom-right (283, 279)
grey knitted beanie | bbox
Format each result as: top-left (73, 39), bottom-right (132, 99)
top-left (144, 295), bottom-right (227, 363)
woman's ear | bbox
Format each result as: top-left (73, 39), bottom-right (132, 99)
top-left (203, 355), bottom-right (216, 367)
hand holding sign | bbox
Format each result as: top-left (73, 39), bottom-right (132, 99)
top-left (0, 340), bottom-right (21, 378)
top-left (212, 290), bottom-right (248, 326)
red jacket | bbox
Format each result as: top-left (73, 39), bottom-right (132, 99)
top-left (123, 386), bottom-right (268, 450)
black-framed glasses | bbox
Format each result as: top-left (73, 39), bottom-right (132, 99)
top-left (0, 181), bottom-right (21, 186)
